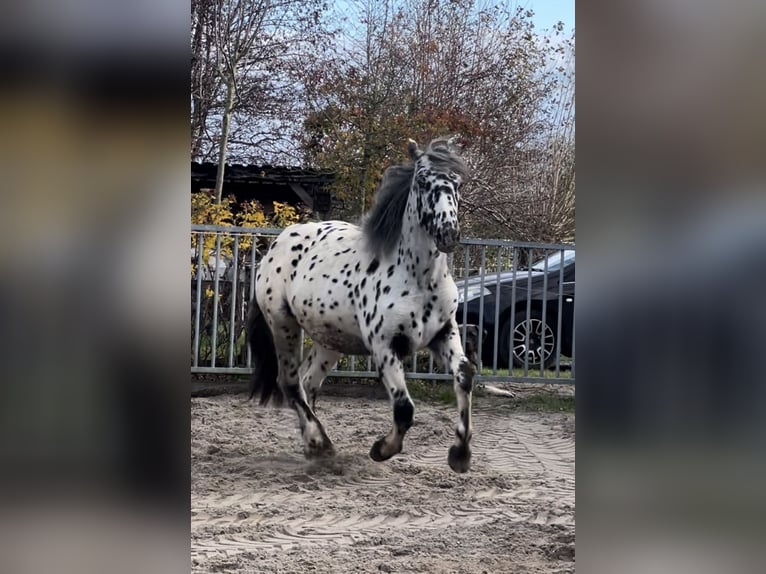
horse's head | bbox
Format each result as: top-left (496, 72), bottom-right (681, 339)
top-left (408, 138), bottom-right (468, 254)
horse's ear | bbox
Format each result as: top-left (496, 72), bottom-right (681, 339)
top-left (447, 134), bottom-right (462, 153)
top-left (407, 139), bottom-right (422, 160)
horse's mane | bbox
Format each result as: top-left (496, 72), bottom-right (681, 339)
top-left (362, 138), bottom-right (469, 258)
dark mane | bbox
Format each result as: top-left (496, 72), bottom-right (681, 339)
top-left (362, 163), bottom-right (414, 258)
top-left (363, 139), bottom-right (468, 258)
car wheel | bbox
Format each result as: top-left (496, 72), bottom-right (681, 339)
top-left (503, 309), bottom-right (556, 369)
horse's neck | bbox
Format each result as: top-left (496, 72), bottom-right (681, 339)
top-left (397, 194), bottom-right (448, 288)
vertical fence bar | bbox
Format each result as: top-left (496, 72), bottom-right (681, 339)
top-left (540, 249), bottom-right (550, 378)
top-left (246, 232), bottom-right (257, 368)
top-left (228, 234), bottom-right (239, 367)
top-left (210, 232), bottom-right (222, 367)
top-left (571, 302), bottom-right (576, 379)
top-left (555, 250), bottom-right (565, 377)
top-left (477, 245), bottom-right (487, 372)
top-left (492, 247), bottom-right (502, 372)
top-left (461, 245), bottom-right (470, 350)
top-left (508, 246), bottom-right (517, 376)
top-left (193, 232), bottom-right (204, 368)
top-left (524, 247), bottom-right (533, 376)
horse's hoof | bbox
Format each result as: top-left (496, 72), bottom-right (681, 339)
top-left (304, 436), bottom-right (335, 459)
top-left (369, 438), bottom-right (388, 461)
top-left (369, 437), bottom-right (400, 462)
top-left (448, 443), bottom-right (471, 473)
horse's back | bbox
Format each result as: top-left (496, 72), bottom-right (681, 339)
top-left (267, 221), bottom-right (363, 269)
top-left (256, 220), bottom-right (368, 352)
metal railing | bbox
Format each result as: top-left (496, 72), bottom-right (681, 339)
top-left (191, 224), bottom-right (575, 384)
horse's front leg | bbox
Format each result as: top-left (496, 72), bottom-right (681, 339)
top-left (369, 346), bottom-right (414, 462)
top-left (429, 320), bottom-right (474, 473)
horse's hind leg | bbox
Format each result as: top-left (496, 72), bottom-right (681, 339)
top-left (273, 324), bottom-right (335, 458)
top-left (299, 344), bottom-right (340, 411)
top-left (428, 319), bottom-right (474, 473)
top-left (369, 346), bottom-right (414, 462)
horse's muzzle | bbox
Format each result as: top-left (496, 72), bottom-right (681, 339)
top-left (437, 228), bottom-right (460, 253)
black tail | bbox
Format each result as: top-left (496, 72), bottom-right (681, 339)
top-left (246, 297), bottom-right (283, 405)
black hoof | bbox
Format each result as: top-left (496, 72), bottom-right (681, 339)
top-left (448, 443), bottom-right (471, 473)
top-left (369, 437), bottom-right (401, 462)
top-left (304, 435), bottom-right (335, 460)
top-left (369, 438), bottom-right (388, 461)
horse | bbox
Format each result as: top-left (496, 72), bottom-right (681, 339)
top-left (246, 137), bottom-right (475, 473)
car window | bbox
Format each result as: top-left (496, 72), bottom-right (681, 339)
top-left (531, 249), bottom-right (575, 272)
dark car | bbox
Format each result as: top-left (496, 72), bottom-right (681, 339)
top-left (455, 249), bottom-right (575, 369)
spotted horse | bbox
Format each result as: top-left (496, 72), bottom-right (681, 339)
top-left (246, 138), bottom-right (474, 472)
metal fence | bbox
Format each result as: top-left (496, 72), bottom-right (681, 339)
top-left (191, 224), bottom-right (575, 384)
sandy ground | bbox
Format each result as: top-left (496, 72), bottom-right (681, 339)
top-left (191, 391), bottom-right (575, 573)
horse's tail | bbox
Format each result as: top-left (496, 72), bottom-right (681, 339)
top-left (246, 297), bottom-right (283, 405)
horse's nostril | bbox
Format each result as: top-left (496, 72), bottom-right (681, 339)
top-left (436, 227), bottom-right (460, 253)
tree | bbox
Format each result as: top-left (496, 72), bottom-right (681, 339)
top-left (191, 0), bottom-right (334, 200)
top-left (209, 0), bottom-right (269, 202)
top-left (191, 0), bottom-right (220, 161)
top-left (301, 0), bottom-right (575, 242)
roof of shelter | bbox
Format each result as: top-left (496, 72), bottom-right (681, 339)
top-left (191, 163), bottom-right (334, 186)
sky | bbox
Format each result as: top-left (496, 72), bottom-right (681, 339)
top-left (523, 0), bottom-right (575, 33)
top-left (332, 1), bottom-right (574, 33)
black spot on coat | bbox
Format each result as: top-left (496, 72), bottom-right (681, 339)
top-left (366, 258), bottom-right (380, 274)
top-left (390, 333), bottom-right (411, 360)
